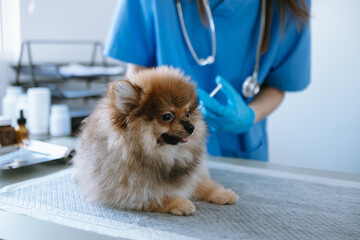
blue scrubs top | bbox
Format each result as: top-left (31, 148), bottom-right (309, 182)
top-left (103, 0), bottom-right (311, 161)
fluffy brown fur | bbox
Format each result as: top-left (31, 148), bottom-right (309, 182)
top-left (73, 66), bottom-right (238, 215)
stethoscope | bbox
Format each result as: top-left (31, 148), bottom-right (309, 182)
top-left (176, 0), bottom-right (266, 98)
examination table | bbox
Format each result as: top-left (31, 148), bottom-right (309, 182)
top-left (0, 137), bottom-right (359, 240)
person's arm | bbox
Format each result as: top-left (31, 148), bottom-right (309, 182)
top-left (248, 86), bottom-right (285, 124)
top-left (125, 63), bottom-right (150, 77)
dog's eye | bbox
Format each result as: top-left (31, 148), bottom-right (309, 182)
top-left (186, 110), bottom-right (190, 118)
top-left (161, 113), bottom-right (173, 122)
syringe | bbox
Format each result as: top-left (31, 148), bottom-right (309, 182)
top-left (198, 83), bottom-right (222, 109)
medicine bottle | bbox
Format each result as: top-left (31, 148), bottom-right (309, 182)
top-left (1, 86), bottom-right (23, 126)
top-left (50, 104), bottom-right (71, 137)
top-left (0, 116), bottom-right (17, 147)
top-left (27, 87), bottom-right (51, 136)
top-left (15, 110), bottom-right (29, 144)
top-left (15, 93), bottom-right (28, 123)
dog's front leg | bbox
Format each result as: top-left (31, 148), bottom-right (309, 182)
top-left (195, 176), bottom-right (239, 205)
top-left (147, 197), bottom-right (196, 216)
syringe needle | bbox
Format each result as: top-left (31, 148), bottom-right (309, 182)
top-left (209, 83), bottom-right (222, 97)
top-left (198, 83), bottom-right (222, 109)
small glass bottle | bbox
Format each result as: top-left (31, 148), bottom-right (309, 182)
top-left (15, 110), bottom-right (29, 145)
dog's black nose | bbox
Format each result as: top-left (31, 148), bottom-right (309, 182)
top-left (182, 121), bottom-right (195, 134)
top-left (186, 124), bottom-right (194, 134)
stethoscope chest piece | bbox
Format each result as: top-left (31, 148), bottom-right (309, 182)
top-left (242, 75), bottom-right (260, 98)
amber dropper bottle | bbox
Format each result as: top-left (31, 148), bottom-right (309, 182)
top-left (15, 110), bottom-right (29, 145)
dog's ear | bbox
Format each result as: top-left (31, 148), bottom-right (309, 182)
top-left (109, 80), bottom-right (142, 114)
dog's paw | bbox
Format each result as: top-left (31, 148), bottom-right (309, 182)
top-left (168, 198), bottom-right (196, 216)
top-left (207, 188), bottom-right (239, 205)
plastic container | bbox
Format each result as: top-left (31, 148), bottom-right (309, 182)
top-left (27, 87), bottom-right (51, 136)
top-left (1, 86), bottom-right (23, 126)
top-left (49, 104), bottom-right (71, 137)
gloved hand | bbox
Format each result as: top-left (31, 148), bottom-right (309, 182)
top-left (198, 76), bottom-right (255, 134)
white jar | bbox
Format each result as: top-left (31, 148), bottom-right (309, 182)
top-left (1, 86), bottom-right (23, 126)
top-left (27, 87), bottom-right (51, 136)
top-left (50, 104), bottom-right (71, 137)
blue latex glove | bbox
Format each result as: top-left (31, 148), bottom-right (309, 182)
top-left (198, 76), bottom-right (255, 134)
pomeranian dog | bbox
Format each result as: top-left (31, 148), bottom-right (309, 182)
top-left (73, 66), bottom-right (238, 215)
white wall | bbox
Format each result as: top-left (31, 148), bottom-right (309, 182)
top-left (0, 0), bottom-right (117, 113)
top-left (268, 0), bottom-right (360, 173)
top-left (0, 0), bottom-right (20, 114)
top-left (19, 0), bottom-right (118, 62)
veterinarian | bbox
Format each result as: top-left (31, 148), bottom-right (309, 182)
top-left (103, 0), bottom-right (311, 161)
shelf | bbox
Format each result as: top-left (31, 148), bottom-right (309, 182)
top-left (12, 62), bottom-right (125, 80)
top-left (10, 40), bottom-right (125, 132)
top-left (52, 89), bottom-right (105, 99)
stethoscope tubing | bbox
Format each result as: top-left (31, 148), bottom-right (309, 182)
top-left (176, 0), bottom-right (216, 66)
top-left (176, 0), bottom-right (266, 98)
top-left (253, 0), bottom-right (266, 80)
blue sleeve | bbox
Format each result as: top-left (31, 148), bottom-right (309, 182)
top-left (103, 0), bottom-right (156, 67)
top-left (265, 0), bottom-right (311, 91)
